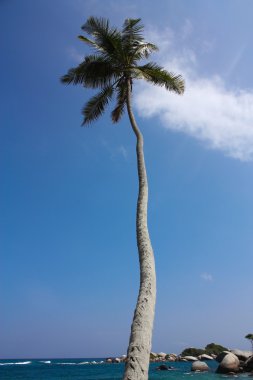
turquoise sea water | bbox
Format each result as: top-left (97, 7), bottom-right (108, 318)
top-left (0, 358), bottom-right (249, 380)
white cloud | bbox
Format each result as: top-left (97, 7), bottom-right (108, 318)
top-left (200, 273), bottom-right (213, 281)
top-left (118, 145), bottom-right (128, 160)
top-left (225, 43), bottom-right (247, 78)
top-left (181, 19), bottom-right (193, 41)
top-left (135, 29), bottom-right (253, 161)
top-left (100, 139), bottom-right (128, 160)
top-left (66, 47), bottom-right (84, 63)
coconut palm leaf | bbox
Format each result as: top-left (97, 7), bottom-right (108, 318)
top-left (122, 18), bottom-right (144, 42)
top-left (81, 17), bottom-right (122, 61)
top-left (61, 55), bottom-right (120, 88)
top-left (111, 84), bottom-right (128, 123)
top-left (82, 85), bottom-right (114, 124)
top-left (136, 62), bottom-right (185, 94)
top-left (133, 42), bottom-right (158, 59)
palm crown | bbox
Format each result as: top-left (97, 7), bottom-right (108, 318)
top-left (61, 17), bottom-right (185, 125)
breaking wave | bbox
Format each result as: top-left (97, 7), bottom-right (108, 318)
top-left (0, 361), bottom-right (31, 366)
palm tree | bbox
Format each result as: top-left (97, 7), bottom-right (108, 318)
top-left (61, 17), bottom-right (184, 380)
top-left (245, 334), bottom-right (253, 352)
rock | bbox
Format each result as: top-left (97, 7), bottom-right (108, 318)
top-left (114, 358), bottom-right (121, 363)
top-left (166, 355), bottom-right (176, 362)
top-left (191, 361), bottom-right (210, 372)
top-left (198, 354), bottom-right (214, 361)
top-left (231, 350), bottom-right (252, 361)
top-left (120, 355), bottom-right (127, 362)
top-left (156, 364), bottom-right (169, 371)
top-left (216, 353), bottom-right (240, 374)
top-left (183, 356), bottom-right (198, 361)
top-left (158, 352), bottom-right (167, 358)
top-left (166, 353), bottom-right (178, 361)
top-left (244, 356), bottom-right (253, 372)
top-left (106, 358), bottom-right (112, 363)
top-left (216, 351), bottom-right (231, 363)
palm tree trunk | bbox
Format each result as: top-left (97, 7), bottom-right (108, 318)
top-left (122, 80), bottom-right (156, 380)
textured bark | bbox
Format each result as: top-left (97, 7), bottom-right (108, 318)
top-left (122, 80), bottom-right (156, 380)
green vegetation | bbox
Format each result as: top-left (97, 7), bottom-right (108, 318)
top-left (205, 343), bottom-right (228, 355)
top-left (181, 343), bottom-right (228, 357)
top-left (181, 347), bottom-right (206, 357)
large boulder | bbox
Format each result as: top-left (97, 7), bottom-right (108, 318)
top-left (216, 351), bottom-right (231, 363)
top-left (230, 350), bottom-right (252, 361)
top-left (183, 356), bottom-right (198, 361)
top-left (243, 356), bottom-right (253, 372)
top-left (198, 354), bottom-right (214, 361)
top-left (191, 361), bottom-right (210, 372)
top-left (165, 355), bottom-right (176, 362)
top-left (216, 353), bottom-right (240, 374)
top-left (158, 352), bottom-right (167, 358)
top-left (156, 364), bottom-right (169, 371)
top-left (120, 355), bottom-right (127, 362)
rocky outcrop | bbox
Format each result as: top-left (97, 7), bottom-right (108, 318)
top-left (216, 353), bottom-right (240, 374)
top-left (191, 361), bottom-right (210, 372)
top-left (231, 350), bottom-right (252, 361)
top-left (105, 356), bottom-right (126, 363)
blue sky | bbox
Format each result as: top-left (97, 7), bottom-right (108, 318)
top-left (1, 0), bottom-right (253, 359)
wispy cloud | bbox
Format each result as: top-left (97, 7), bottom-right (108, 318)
top-left (181, 19), bottom-right (193, 41)
top-left (66, 47), bottom-right (84, 63)
top-left (200, 273), bottom-right (213, 281)
top-left (118, 145), bottom-right (128, 160)
top-left (101, 139), bottom-right (128, 160)
top-left (225, 43), bottom-right (247, 78)
top-left (135, 27), bottom-right (253, 161)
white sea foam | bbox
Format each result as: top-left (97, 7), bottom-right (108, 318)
top-left (39, 360), bottom-right (51, 364)
top-left (0, 361), bottom-right (31, 366)
top-left (56, 362), bottom-right (77, 365)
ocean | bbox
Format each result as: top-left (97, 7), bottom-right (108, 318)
top-left (0, 358), bottom-right (247, 380)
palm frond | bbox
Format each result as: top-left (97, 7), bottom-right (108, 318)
top-left (82, 85), bottom-right (114, 125)
top-left (133, 42), bottom-right (158, 59)
top-left (122, 18), bottom-right (144, 42)
top-left (136, 63), bottom-right (185, 94)
top-left (111, 83), bottom-right (128, 123)
top-left (61, 16), bottom-right (185, 127)
top-left (81, 16), bottom-right (110, 36)
top-left (81, 17), bottom-right (123, 60)
top-left (61, 55), bottom-right (120, 88)
top-left (78, 35), bottom-right (98, 48)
